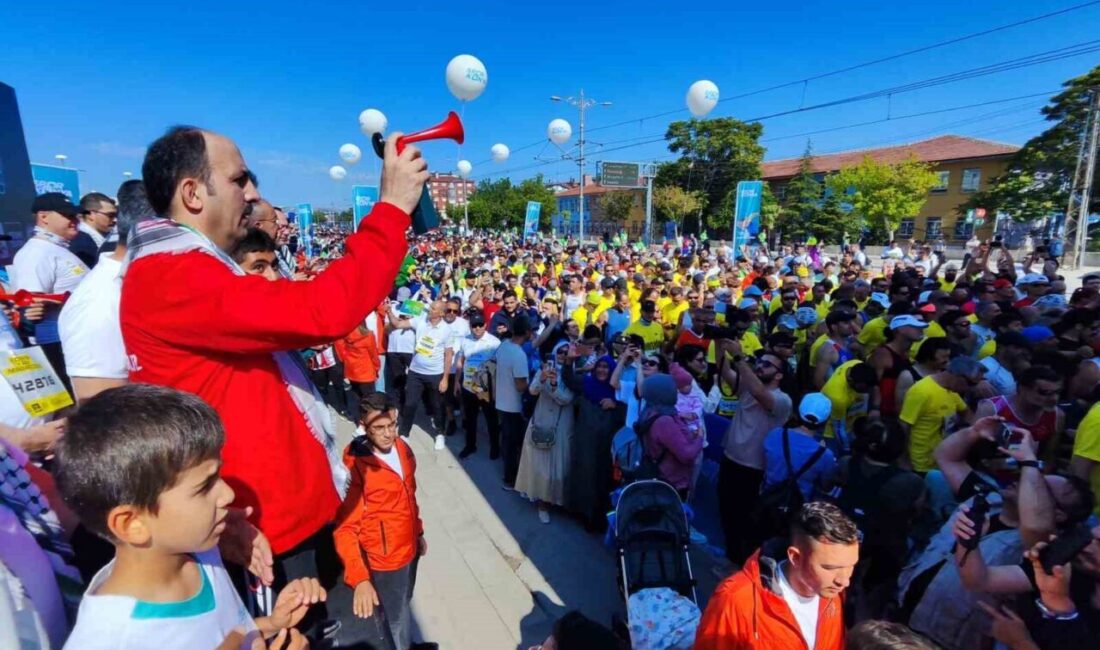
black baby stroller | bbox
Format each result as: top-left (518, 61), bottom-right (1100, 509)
top-left (614, 479), bottom-right (697, 604)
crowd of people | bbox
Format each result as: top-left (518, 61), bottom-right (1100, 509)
top-left (0, 121), bottom-right (1098, 650)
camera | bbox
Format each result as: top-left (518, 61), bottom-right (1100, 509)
top-left (703, 324), bottom-right (741, 340)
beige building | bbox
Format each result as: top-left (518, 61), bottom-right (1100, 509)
top-left (554, 184), bottom-right (647, 238)
top-left (427, 172), bottom-right (476, 218)
top-left (762, 135), bottom-right (1019, 241)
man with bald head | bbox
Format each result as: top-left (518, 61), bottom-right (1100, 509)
top-left (120, 125), bottom-right (428, 592)
top-left (388, 298), bottom-right (454, 450)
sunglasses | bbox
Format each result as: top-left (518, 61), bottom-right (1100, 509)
top-left (471, 322), bottom-right (485, 328)
top-left (642, 359), bottom-right (659, 367)
top-left (445, 308), bottom-right (460, 314)
top-left (755, 359), bottom-right (783, 373)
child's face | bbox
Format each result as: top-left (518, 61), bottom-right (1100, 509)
top-left (145, 458), bottom-right (235, 554)
top-left (240, 251), bottom-right (281, 281)
top-left (360, 409), bottom-right (398, 453)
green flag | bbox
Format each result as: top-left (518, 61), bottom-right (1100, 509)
top-left (598, 242), bottom-right (607, 252)
top-left (701, 230), bottom-right (709, 242)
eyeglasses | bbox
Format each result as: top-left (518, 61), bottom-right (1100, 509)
top-left (445, 308), bottom-right (460, 314)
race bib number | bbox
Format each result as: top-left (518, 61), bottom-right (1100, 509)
top-left (2, 346), bottom-right (73, 416)
top-left (415, 334), bottom-right (439, 358)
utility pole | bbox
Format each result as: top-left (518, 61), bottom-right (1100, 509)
top-left (643, 163), bottom-right (656, 246)
top-left (551, 90), bottom-right (612, 244)
top-left (1064, 89), bottom-right (1100, 270)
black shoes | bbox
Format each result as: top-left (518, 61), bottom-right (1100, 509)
top-left (458, 446), bottom-right (477, 459)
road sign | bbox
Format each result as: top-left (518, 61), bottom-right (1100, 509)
top-left (601, 161), bottom-right (642, 188)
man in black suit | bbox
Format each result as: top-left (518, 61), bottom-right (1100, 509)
top-left (70, 192), bottom-right (117, 267)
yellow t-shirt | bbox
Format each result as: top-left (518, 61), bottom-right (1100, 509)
top-left (899, 376), bottom-right (967, 472)
top-left (911, 321), bottom-right (946, 361)
top-left (571, 306), bottom-right (592, 329)
top-left (855, 298), bottom-right (869, 312)
top-left (815, 300), bottom-right (830, 322)
top-left (1071, 402), bottom-right (1100, 516)
top-left (625, 320), bottom-right (665, 354)
top-left (939, 280), bottom-right (957, 292)
top-left (661, 301), bottom-right (690, 335)
top-left (809, 334), bottom-right (830, 365)
top-left (822, 360), bottom-right (868, 440)
top-left (978, 339), bottom-right (996, 360)
top-left (706, 330), bottom-right (762, 364)
top-left (656, 296), bottom-right (672, 313)
top-left (858, 316), bottom-right (889, 352)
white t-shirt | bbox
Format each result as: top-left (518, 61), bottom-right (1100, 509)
top-left (11, 238), bottom-right (90, 294)
top-left (494, 340), bottom-right (529, 414)
top-left (374, 442), bottom-right (405, 480)
top-left (776, 560), bottom-right (820, 650)
top-left (455, 332), bottom-right (500, 392)
top-left (59, 255), bottom-right (127, 380)
top-left (64, 549), bottom-right (258, 650)
top-left (444, 317), bottom-right (470, 374)
top-left (387, 317), bottom-right (417, 355)
top-left (409, 316), bottom-right (453, 376)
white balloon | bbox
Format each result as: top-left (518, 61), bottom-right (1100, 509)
top-left (339, 143), bottom-right (362, 165)
top-left (547, 119), bottom-right (572, 145)
top-left (329, 165), bottom-right (347, 181)
top-left (686, 80), bottom-right (720, 117)
top-left (445, 54), bottom-right (488, 102)
top-left (456, 160), bottom-right (472, 179)
top-left (358, 108), bottom-right (387, 136)
top-left (490, 143), bottom-right (510, 162)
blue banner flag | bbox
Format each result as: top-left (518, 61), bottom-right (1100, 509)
top-left (352, 186), bottom-right (379, 230)
top-left (297, 203), bottom-right (314, 257)
top-left (523, 201), bottom-right (541, 243)
top-left (30, 164), bottom-right (81, 202)
top-left (732, 181), bottom-right (763, 255)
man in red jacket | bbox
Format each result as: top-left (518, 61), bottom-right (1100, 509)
top-left (120, 126), bottom-right (427, 594)
top-left (695, 501), bottom-right (859, 650)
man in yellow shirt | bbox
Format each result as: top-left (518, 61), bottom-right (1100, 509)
top-left (821, 360), bottom-right (878, 455)
top-left (1071, 400), bottom-right (1100, 516)
top-left (661, 286), bottom-right (691, 340)
top-left (899, 356), bottom-right (979, 472)
top-left (624, 300), bottom-right (665, 355)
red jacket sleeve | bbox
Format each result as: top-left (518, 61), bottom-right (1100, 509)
top-left (333, 457), bottom-right (372, 587)
top-left (122, 202), bottom-right (410, 354)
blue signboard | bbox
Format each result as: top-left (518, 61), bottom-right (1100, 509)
top-left (732, 180), bottom-right (763, 255)
top-left (30, 164), bottom-right (80, 202)
top-left (352, 185), bottom-right (379, 230)
top-left (523, 201), bottom-right (541, 243)
top-left (297, 203), bottom-right (314, 257)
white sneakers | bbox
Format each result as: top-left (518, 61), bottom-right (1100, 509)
top-left (434, 434), bottom-right (446, 451)
top-left (538, 508), bottom-right (550, 524)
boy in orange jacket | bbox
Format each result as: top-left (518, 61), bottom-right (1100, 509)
top-left (695, 502), bottom-right (859, 650)
top-left (333, 392), bottom-right (430, 650)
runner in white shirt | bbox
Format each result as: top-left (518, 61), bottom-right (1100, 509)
top-left (452, 312), bottom-right (501, 459)
top-left (58, 179), bottom-right (153, 403)
top-left (389, 300), bottom-right (453, 449)
top-left (12, 193), bottom-right (90, 390)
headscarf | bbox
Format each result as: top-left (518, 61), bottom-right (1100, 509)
top-left (582, 355), bottom-right (616, 404)
top-left (641, 374), bottom-right (678, 418)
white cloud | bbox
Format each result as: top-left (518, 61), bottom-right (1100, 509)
top-left (88, 141), bottom-right (147, 158)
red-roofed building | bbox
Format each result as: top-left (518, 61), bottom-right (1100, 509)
top-left (762, 135), bottom-right (1019, 241)
top-left (427, 172), bottom-right (476, 218)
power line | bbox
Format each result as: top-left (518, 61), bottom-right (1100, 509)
top-left (585, 1), bottom-right (1100, 134)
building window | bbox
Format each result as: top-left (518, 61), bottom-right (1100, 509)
top-left (932, 171), bottom-right (950, 193)
top-left (961, 168), bottom-right (981, 192)
top-left (898, 218), bottom-right (915, 238)
top-left (926, 217), bottom-right (942, 239)
top-left (953, 219), bottom-right (974, 240)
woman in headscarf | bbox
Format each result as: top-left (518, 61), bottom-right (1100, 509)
top-left (639, 374), bottom-right (704, 501)
top-left (563, 350), bottom-right (624, 531)
top-left (515, 343), bottom-right (575, 524)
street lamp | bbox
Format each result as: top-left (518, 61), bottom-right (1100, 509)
top-left (550, 90), bottom-right (611, 244)
top-left (122, 171), bottom-right (133, 178)
top-left (54, 154), bottom-right (67, 166)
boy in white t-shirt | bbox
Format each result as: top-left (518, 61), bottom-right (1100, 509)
top-left (55, 384), bottom-right (325, 649)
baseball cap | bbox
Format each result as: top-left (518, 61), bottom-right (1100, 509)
top-left (738, 298), bottom-right (757, 310)
top-left (1017, 273), bottom-right (1050, 286)
top-left (599, 277), bottom-right (615, 290)
top-left (743, 286), bottom-right (764, 298)
top-left (890, 315), bottom-right (929, 330)
top-left (995, 331), bottom-right (1032, 350)
top-left (586, 290), bottom-right (602, 306)
top-left (799, 392), bottom-right (832, 426)
top-left (1021, 325), bottom-right (1054, 343)
top-left (825, 311), bottom-right (855, 327)
top-left (1032, 294), bottom-right (1067, 312)
top-left (795, 307), bottom-right (819, 327)
top-left (918, 303), bottom-right (937, 314)
top-left (468, 313), bottom-right (486, 327)
top-left (777, 314), bottom-right (798, 331)
top-left (917, 290), bottom-right (933, 305)
top-left (31, 192), bottom-right (80, 217)
top-left (632, 272), bottom-right (645, 284)
top-left (992, 278), bottom-right (1014, 289)
top-left (768, 331), bottom-right (797, 348)
top-left (869, 292), bottom-right (891, 309)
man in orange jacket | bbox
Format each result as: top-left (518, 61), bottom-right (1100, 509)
top-left (334, 392), bottom-right (430, 650)
top-left (695, 502), bottom-right (859, 650)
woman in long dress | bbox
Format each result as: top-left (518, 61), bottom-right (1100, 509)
top-left (515, 344), bottom-right (575, 524)
top-left (563, 352), bottom-right (625, 531)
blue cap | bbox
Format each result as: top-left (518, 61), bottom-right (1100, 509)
top-left (799, 392), bottom-right (832, 426)
top-left (743, 286), bottom-right (764, 298)
top-left (777, 314), bottom-right (798, 331)
top-left (1022, 325), bottom-right (1054, 343)
top-left (795, 307), bottom-right (818, 327)
top-left (739, 298), bottom-right (757, 310)
top-left (870, 292), bottom-right (891, 309)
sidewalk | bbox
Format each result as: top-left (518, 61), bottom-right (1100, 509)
top-left (331, 412), bottom-right (723, 649)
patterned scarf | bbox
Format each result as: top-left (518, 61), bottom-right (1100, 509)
top-left (32, 226), bottom-right (71, 248)
top-left (123, 218), bottom-right (349, 499)
top-left (0, 442), bottom-right (83, 618)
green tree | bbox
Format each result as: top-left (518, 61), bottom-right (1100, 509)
top-left (964, 65), bottom-right (1100, 221)
top-left (656, 117), bottom-right (765, 233)
top-left (776, 142), bottom-right (823, 238)
top-left (826, 155), bottom-right (938, 241)
top-left (516, 175), bottom-right (558, 228)
top-left (652, 185), bottom-right (705, 232)
top-left (598, 190), bottom-right (635, 223)
top-left (466, 174), bottom-right (557, 229)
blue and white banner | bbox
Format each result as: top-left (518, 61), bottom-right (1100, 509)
top-left (523, 201), bottom-right (541, 243)
top-left (296, 203), bottom-right (314, 258)
top-left (352, 185), bottom-right (378, 230)
top-left (732, 180), bottom-right (763, 255)
top-left (30, 164), bottom-right (80, 202)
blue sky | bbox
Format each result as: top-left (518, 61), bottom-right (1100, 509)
top-left (2, 1), bottom-right (1098, 211)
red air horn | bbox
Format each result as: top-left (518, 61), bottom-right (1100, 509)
top-left (370, 111), bottom-right (466, 234)
top-left (372, 111), bottom-right (465, 157)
